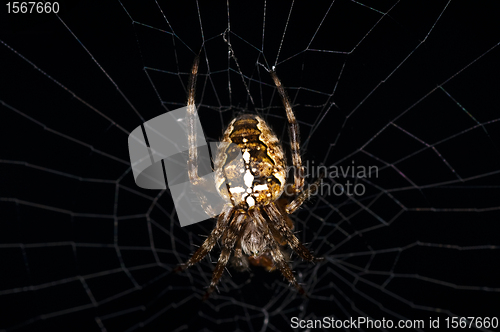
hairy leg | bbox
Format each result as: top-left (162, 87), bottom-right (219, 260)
top-left (264, 203), bottom-right (323, 263)
top-left (249, 208), bottom-right (305, 295)
top-left (186, 55), bottom-right (202, 184)
top-left (175, 204), bottom-right (233, 272)
top-left (185, 54), bottom-right (220, 218)
top-left (203, 213), bottom-right (247, 300)
top-left (270, 70), bottom-right (304, 193)
top-left (285, 171), bottom-right (325, 214)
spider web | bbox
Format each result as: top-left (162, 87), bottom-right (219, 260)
top-left (1, 0), bottom-right (499, 331)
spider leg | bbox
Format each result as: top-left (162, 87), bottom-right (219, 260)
top-left (285, 171), bottom-right (326, 214)
top-left (264, 203), bottom-right (323, 263)
top-left (185, 54), bottom-right (221, 218)
top-left (270, 70), bottom-right (304, 193)
top-left (175, 205), bottom-right (234, 272)
top-left (203, 213), bottom-right (247, 300)
top-left (269, 198), bottom-right (294, 245)
top-left (186, 54), bottom-right (203, 184)
top-left (230, 238), bottom-right (250, 272)
top-left (249, 208), bottom-right (306, 296)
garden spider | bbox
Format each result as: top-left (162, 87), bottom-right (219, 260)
top-left (175, 54), bottom-right (324, 300)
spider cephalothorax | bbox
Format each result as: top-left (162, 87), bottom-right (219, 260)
top-left (175, 55), bottom-right (324, 300)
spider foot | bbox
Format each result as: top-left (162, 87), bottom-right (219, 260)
top-left (174, 264), bottom-right (188, 273)
top-left (296, 284), bottom-right (308, 298)
top-left (202, 285), bottom-right (216, 301)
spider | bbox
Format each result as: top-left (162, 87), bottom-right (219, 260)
top-left (175, 54), bottom-right (324, 300)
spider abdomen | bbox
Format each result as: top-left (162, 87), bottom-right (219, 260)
top-left (214, 114), bottom-right (286, 209)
